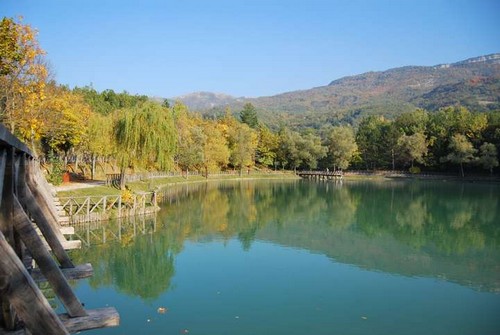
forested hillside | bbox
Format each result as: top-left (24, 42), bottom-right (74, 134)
top-left (1, 17), bottom-right (499, 181)
top-left (178, 54), bottom-right (500, 129)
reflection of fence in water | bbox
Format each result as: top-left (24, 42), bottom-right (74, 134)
top-left (73, 214), bottom-right (158, 247)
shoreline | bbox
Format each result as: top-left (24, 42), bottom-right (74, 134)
top-left (56, 170), bottom-right (500, 197)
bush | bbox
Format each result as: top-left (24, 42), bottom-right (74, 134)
top-left (409, 166), bottom-right (421, 174)
top-left (47, 154), bottom-right (65, 185)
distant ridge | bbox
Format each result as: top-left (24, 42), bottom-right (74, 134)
top-left (172, 54), bottom-right (500, 128)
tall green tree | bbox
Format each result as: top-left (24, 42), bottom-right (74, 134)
top-left (114, 101), bottom-right (177, 188)
top-left (240, 102), bottom-right (259, 129)
top-left (396, 132), bottom-right (428, 168)
top-left (442, 134), bottom-right (477, 177)
top-left (277, 128), bottom-right (326, 171)
top-left (327, 126), bottom-right (358, 170)
top-left (427, 106), bottom-right (487, 167)
top-left (356, 116), bottom-right (393, 169)
top-left (478, 142), bottom-right (499, 175)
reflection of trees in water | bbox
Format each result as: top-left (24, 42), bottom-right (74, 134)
top-left (71, 217), bottom-right (180, 301)
top-left (71, 179), bottom-right (500, 297)
top-left (352, 180), bottom-right (500, 254)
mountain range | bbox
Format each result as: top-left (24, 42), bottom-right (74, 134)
top-left (172, 53), bottom-right (500, 128)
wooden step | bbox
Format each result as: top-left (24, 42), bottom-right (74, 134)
top-left (60, 226), bottom-right (74, 235)
top-left (0, 307), bottom-right (119, 334)
top-left (31, 263), bottom-right (93, 283)
top-left (60, 307), bottom-right (120, 333)
top-left (42, 239), bottom-right (81, 250)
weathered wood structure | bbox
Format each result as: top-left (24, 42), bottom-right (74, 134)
top-left (0, 125), bottom-right (119, 334)
top-left (297, 170), bottom-right (344, 180)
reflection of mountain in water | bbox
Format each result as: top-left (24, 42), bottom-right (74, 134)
top-left (71, 180), bottom-right (500, 299)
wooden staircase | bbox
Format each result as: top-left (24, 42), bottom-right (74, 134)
top-left (0, 125), bottom-right (119, 334)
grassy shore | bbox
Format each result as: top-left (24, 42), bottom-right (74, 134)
top-left (57, 172), bottom-right (300, 198)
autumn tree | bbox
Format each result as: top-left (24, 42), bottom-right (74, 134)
top-left (256, 125), bottom-right (279, 168)
top-left (201, 121), bottom-right (230, 175)
top-left (227, 122), bottom-right (258, 175)
top-left (41, 84), bottom-right (91, 159)
top-left (0, 17), bottom-right (48, 146)
top-left (173, 102), bottom-right (204, 172)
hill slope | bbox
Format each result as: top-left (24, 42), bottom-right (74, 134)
top-left (174, 54), bottom-right (500, 128)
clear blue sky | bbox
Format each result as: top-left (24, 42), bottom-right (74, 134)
top-left (2, 0), bottom-right (499, 98)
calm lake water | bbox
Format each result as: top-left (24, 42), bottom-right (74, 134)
top-left (66, 179), bottom-right (500, 335)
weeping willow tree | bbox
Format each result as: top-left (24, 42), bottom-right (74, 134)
top-left (115, 101), bottom-right (177, 188)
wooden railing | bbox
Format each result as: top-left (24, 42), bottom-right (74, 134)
top-left (60, 192), bottom-right (159, 224)
top-left (0, 124), bottom-right (119, 334)
top-left (297, 170), bottom-right (344, 179)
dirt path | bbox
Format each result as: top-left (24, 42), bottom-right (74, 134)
top-left (54, 180), bottom-right (106, 192)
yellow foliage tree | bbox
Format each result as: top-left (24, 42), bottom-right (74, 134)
top-left (0, 17), bottom-right (48, 146)
top-left (41, 84), bottom-right (91, 157)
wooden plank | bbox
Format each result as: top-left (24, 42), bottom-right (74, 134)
top-left (59, 307), bottom-right (119, 333)
top-left (12, 197), bottom-right (87, 318)
top-left (60, 226), bottom-right (74, 235)
top-left (0, 231), bottom-right (68, 335)
top-left (31, 263), bottom-right (93, 283)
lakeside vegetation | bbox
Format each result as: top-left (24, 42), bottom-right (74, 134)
top-left (1, 17), bottom-right (499, 185)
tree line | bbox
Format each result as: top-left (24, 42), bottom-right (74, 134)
top-left (1, 17), bottom-right (499, 183)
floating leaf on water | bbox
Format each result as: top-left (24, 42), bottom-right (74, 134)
top-left (157, 307), bottom-right (168, 314)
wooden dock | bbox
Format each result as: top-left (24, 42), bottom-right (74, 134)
top-left (297, 170), bottom-right (344, 180)
top-left (0, 124), bottom-right (119, 334)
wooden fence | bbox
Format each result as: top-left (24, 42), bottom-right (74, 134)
top-left (59, 192), bottom-right (160, 224)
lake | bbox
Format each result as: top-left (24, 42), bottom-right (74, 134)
top-left (66, 179), bottom-right (500, 334)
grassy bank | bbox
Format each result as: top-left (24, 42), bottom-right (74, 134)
top-left (57, 172), bottom-right (299, 198)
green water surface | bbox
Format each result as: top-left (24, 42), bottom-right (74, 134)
top-left (68, 179), bottom-right (500, 334)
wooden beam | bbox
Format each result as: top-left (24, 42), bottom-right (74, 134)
top-left (12, 197), bottom-right (87, 318)
top-left (30, 263), bottom-right (93, 283)
top-left (59, 307), bottom-right (119, 333)
top-left (0, 125), bottom-right (32, 157)
top-left (0, 231), bottom-right (68, 335)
